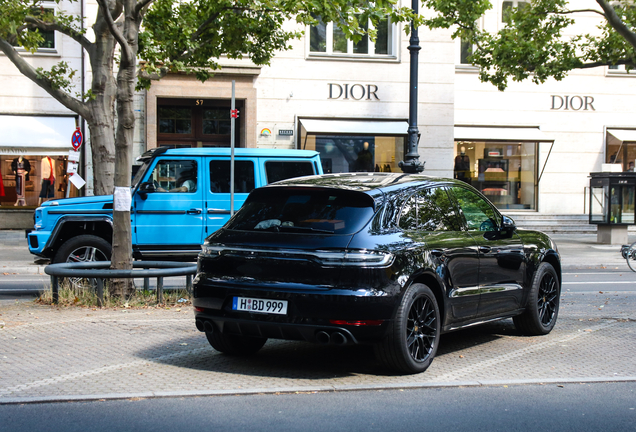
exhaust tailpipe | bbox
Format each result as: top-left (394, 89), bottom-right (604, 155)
top-left (203, 320), bottom-right (215, 333)
top-left (195, 319), bottom-right (205, 332)
top-left (331, 332), bottom-right (347, 345)
top-left (316, 331), bottom-right (331, 344)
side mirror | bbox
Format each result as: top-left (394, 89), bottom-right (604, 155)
top-left (502, 215), bottom-right (516, 231)
top-left (138, 181), bottom-right (156, 200)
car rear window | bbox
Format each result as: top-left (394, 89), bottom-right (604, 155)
top-left (226, 188), bottom-right (375, 234)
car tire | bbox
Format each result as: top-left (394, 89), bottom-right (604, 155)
top-left (205, 331), bottom-right (267, 355)
top-left (374, 283), bottom-right (440, 374)
top-left (513, 262), bottom-right (560, 335)
top-left (53, 235), bottom-right (111, 264)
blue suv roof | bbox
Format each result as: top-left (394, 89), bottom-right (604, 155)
top-left (141, 147), bottom-right (319, 159)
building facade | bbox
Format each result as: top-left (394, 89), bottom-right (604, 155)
top-left (2, 0), bottom-right (635, 219)
top-left (0, 0), bottom-right (80, 207)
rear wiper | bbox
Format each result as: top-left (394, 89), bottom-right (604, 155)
top-left (277, 225), bottom-right (334, 234)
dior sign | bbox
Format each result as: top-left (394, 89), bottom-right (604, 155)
top-left (328, 83), bottom-right (380, 100)
top-left (551, 95), bottom-right (596, 111)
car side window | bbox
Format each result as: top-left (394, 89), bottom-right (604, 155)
top-left (398, 187), bottom-right (462, 232)
top-left (209, 160), bottom-right (255, 193)
top-left (150, 159), bottom-right (197, 193)
top-left (265, 161), bottom-right (315, 183)
top-left (450, 186), bottom-right (498, 232)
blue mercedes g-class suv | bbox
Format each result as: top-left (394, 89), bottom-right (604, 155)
top-left (27, 147), bottom-right (323, 263)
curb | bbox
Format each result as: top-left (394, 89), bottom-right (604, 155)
top-left (1, 376), bottom-right (635, 405)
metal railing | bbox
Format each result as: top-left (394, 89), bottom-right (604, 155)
top-left (44, 261), bottom-right (197, 306)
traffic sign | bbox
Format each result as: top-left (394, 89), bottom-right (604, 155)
top-left (71, 127), bottom-right (83, 150)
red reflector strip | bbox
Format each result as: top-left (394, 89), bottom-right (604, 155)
top-left (329, 319), bottom-right (384, 326)
top-left (194, 306), bottom-right (205, 312)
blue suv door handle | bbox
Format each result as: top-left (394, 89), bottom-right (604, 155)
top-left (208, 208), bottom-right (231, 214)
top-left (187, 209), bottom-right (202, 215)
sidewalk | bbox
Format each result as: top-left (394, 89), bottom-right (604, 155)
top-left (0, 291), bottom-right (634, 404)
top-left (1, 229), bottom-right (636, 404)
top-left (2, 230), bottom-right (635, 274)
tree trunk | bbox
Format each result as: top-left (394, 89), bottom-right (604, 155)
top-left (109, 0), bottom-right (142, 297)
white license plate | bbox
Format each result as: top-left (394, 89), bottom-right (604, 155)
top-left (232, 297), bottom-right (288, 315)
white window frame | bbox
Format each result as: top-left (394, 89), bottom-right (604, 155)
top-left (501, 0), bottom-right (529, 24)
top-left (307, 17), bottom-right (398, 61)
top-left (607, 64), bottom-right (635, 76)
top-left (11, 1), bottom-right (60, 56)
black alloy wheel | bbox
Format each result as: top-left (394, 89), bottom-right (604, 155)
top-left (514, 262), bottom-right (560, 335)
top-left (374, 283), bottom-right (440, 374)
top-left (53, 235), bottom-right (111, 291)
top-left (537, 269), bottom-right (559, 326)
top-left (406, 295), bottom-right (438, 362)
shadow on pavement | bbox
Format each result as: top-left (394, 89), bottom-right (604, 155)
top-left (133, 319), bottom-right (518, 379)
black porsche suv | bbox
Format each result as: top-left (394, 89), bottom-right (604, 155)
top-left (192, 173), bottom-right (561, 374)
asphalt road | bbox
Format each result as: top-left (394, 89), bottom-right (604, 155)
top-left (2, 382), bottom-right (635, 432)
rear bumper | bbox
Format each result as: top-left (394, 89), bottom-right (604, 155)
top-left (192, 278), bottom-right (399, 344)
top-left (194, 310), bottom-right (390, 345)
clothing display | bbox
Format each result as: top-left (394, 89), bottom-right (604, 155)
top-left (12, 156), bottom-right (30, 206)
top-left (39, 157), bottom-right (56, 199)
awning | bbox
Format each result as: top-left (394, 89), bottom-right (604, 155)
top-left (454, 126), bottom-right (553, 142)
top-left (300, 118), bottom-right (409, 136)
top-left (607, 128), bottom-right (636, 143)
top-left (0, 115), bottom-right (77, 156)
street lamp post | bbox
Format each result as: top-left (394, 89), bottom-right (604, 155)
top-left (399, 0), bottom-right (425, 174)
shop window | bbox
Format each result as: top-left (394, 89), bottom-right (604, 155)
top-left (309, 15), bottom-right (394, 58)
top-left (301, 135), bottom-right (404, 175)
top-left (605, 139), bottom-right (636, 172)
top-left (158, 107), bottom-right (192, 134)
top-left (157, 98), bottom-right (242, 148)
top-left (10, 5), bottom-right (56, 51)
top-left (453, 141), bottom-right (537, 210)
top-left (203, 109), bottom-right (231, 135)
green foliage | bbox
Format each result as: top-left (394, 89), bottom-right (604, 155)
top-left (424, 0), bottom-right (636, 90)
top-left (138, 0), bottom-right (419, 90)
top-left (35, 61), bottom-right (75, 91)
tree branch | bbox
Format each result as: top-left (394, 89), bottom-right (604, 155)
top-left (134, 0), bottom-right (155, 15)
top-left (0, 38), bottom-right (91, 120)
top-left (24, 16), bottom-right (94, 55)
top-left (95, 0), bottom-right (134, 65)
top-left (553, 9), bottom-right (606, 17)
top-left (596, 0), bottom-right (636, 49)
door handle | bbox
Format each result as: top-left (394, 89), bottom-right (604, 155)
top-left (187, 208), bottom-right (202, 215)
top-left (478, 246), bottom-right (492, 254)
top-left (207, 208), bottom-right (231, 214)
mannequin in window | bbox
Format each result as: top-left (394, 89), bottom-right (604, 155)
top-left (454, 146), bottom-right (471, 184)
top-left (11, 156), bottom-right (31, 206)
top-left (38, 156), bottom-right (56, 205)
top-left (354, 141), bottom-right (373, 172)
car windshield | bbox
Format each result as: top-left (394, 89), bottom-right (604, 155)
top-left (226, 188), bottom-right (376, 235)
top-left (131, 160), bottom-right (152, 189)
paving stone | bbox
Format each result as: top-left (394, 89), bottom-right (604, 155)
top-left (1, 292), bottom-right (635, 403)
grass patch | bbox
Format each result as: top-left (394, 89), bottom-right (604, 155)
top-left (36, 278), bottom-right (191, 309)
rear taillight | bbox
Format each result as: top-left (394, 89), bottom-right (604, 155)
top-left (329, 320), bottom-right (384, 326)
top-left (200, 245), bottom-right (394, 267)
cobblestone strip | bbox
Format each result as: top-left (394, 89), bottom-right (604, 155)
top-left (0, 346), bottom-right (208, 397)
top-left (435, 319), bottom-right (619, 381)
